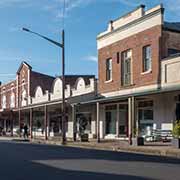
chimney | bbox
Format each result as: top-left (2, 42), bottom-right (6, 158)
top-left (110, 20), bottom-right (114, 31)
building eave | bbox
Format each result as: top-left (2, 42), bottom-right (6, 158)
top-left (80, 84), bottom-right (180, 105)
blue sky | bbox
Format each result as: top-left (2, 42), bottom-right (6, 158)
top-left (0, 0), bottom-right (180, 83)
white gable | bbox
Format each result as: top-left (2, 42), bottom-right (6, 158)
top-left (53, 78), bottom-right (62, 94)
top-left (35, 86), bottom-right (43, 98)
top-left (76, 78), bottom-right (85, 90)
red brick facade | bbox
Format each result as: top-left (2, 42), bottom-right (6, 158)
top-left (0, 80), bottom-right (17, 109)
top-left (162, 30), bottom-right (180, 58)
top-left (98, 25), bottom-right (162, 94)
top-left (0, 62), bottom-right (55, 110)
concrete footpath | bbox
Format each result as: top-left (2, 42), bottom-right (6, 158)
top-left (31, 138), bottom-right (180, 159)
top-left (1, 136), bottom-right (180, 159)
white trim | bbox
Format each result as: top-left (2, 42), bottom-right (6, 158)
top-left (97, 9), bottom-right (163, 49)
top-left (101, 84), bottom-right (159, 98)
top-left (141, 69), bottom-right (152, 75)
top-left (105, 79), bottom-right (113, 83)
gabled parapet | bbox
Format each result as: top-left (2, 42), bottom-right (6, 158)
top-left (30, 76), bottom-right (96, 105)
top-left (71, 78), bottom-right (95, 97)
top-left (31, 86), bottom-right (49, 104)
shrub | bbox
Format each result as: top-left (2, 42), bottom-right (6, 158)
top-left (173, 120), bottom-right (180, 138)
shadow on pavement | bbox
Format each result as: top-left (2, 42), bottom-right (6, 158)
top-left (0, 141), bottom-right (179, 180)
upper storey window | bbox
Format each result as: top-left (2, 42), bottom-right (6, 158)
top-left (143, 45), bottom-right (152, 72)
top-left (10, 93), bottom-right (15, 108)
top-left (2, 95), bottom-right (6, 109)
top-left (106, 58), bottom-right (112, 81)
top-left (122, 49), bottom-right (132, 86)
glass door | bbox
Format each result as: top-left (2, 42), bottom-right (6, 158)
top-left (119, 104), bottom-right (128, 136)
top-left (105, 105), bottom-right (117, 135)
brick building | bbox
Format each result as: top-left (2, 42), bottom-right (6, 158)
top-left (78, 4), bottom-right (180, 142)
top-left (1, 4), bottom-right (180, 143)
top-left (0, 61), bottom-right (96, 139)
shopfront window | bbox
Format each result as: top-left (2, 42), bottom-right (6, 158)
top-left (138, 100), bottom-right (153, 136)
top-left (105, 105), bottom-right (117, 135)
top-left (76, 113), bottom-right (91, 135)
top-left (119, 104), bottom-right (128, 135)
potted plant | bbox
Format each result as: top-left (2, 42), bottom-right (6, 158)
top-left (172, 120), bottom-right (180, 148)
top-left (131, 127), bottom-right (144, 146)
top-left (80, 133), bottom-right (89, 142)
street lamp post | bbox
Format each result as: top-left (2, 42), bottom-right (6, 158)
top-left (22, 28), bottom-right (66, 144)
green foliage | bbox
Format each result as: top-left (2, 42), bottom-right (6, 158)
top-left (173, 120), bottom-right (180, 138)
top-left (133, 126), bottom-right (138, 137)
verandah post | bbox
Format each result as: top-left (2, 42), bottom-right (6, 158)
top-left (96, 102), bottom-right (100, 143)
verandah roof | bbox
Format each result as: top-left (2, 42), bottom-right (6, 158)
top-left (79, 84), bottom-right (180, 105)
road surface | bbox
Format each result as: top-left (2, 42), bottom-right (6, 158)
top-left (0, 141), bottom-right (179, 180)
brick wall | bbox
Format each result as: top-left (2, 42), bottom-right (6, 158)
top-left (30, 71), bottom-right (55, 97)
top-left (162, 30), bottom-right (180, 58)
top-left (0, 80), bottom-right (17, 109)
top-left (17, 64), bottom-right (30, 107)
top-left (98, 25), bottom-right (162, 94)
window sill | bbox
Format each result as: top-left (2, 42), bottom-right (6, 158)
top-left (141, 70), bottom-right (152, 75)
top-left (121, 83), bottom-right (135, 88)
top-left (105, 79), bottom-right (113, 83)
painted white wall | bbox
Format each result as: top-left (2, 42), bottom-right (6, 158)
top-left (161, 56), bottom-right (180, 86)
top-left (152, 93), bottom-right (176, 130)
top-left (99, 105), bottom-right (105, 138)
top-left (66, 121), bottom-right (74, 138)
top-left (102, 84), bottom-right (158, 98)
top-left (112, 6), bottom-right (144, 30)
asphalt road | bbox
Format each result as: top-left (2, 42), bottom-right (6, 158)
top-left (0, 141), bottom-right (179, 180)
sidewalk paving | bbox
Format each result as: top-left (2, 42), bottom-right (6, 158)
top-left (1, 136), bottom-right (180, 159)
top-left (31, 138), bottom-right (180, 159)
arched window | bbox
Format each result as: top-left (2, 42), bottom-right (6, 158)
top-left (53, 78), bottom-right (62, 94)
top-left (10, 93), bottom-right (15, 108)
top-left (35, 86), bottom-right (43, 98)
top-left (2, 95), bottom-right (6, 109)
top-left (76, 78), bottom-right (85, 90)
top-left (21, 89), bottom-right (27, 106)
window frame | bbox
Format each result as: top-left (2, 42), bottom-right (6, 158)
top-left (143, 45), bottom-right (152, 73)
top-left (121, 49), bottom-right (132, 86)
top-left (138, 100), bottom-right (154, 124)
top-left (105, 58), bottom-right (112, 82)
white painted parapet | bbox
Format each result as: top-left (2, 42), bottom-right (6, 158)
top-left (32, 86), bottom-right (49, 104)
top-left (97, 4), bottom-right (163, 49)
top-left (30, 77), bottom-right (96, 105)
top-left (161, 55), bottom-right (180, 87)
top-left (72, 78), bottom-right (95, 96)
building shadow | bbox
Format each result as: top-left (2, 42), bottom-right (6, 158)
top-left (0, 141), bottom-right (179, 179)
top-left (7, 142), bottom-right (179, 165)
